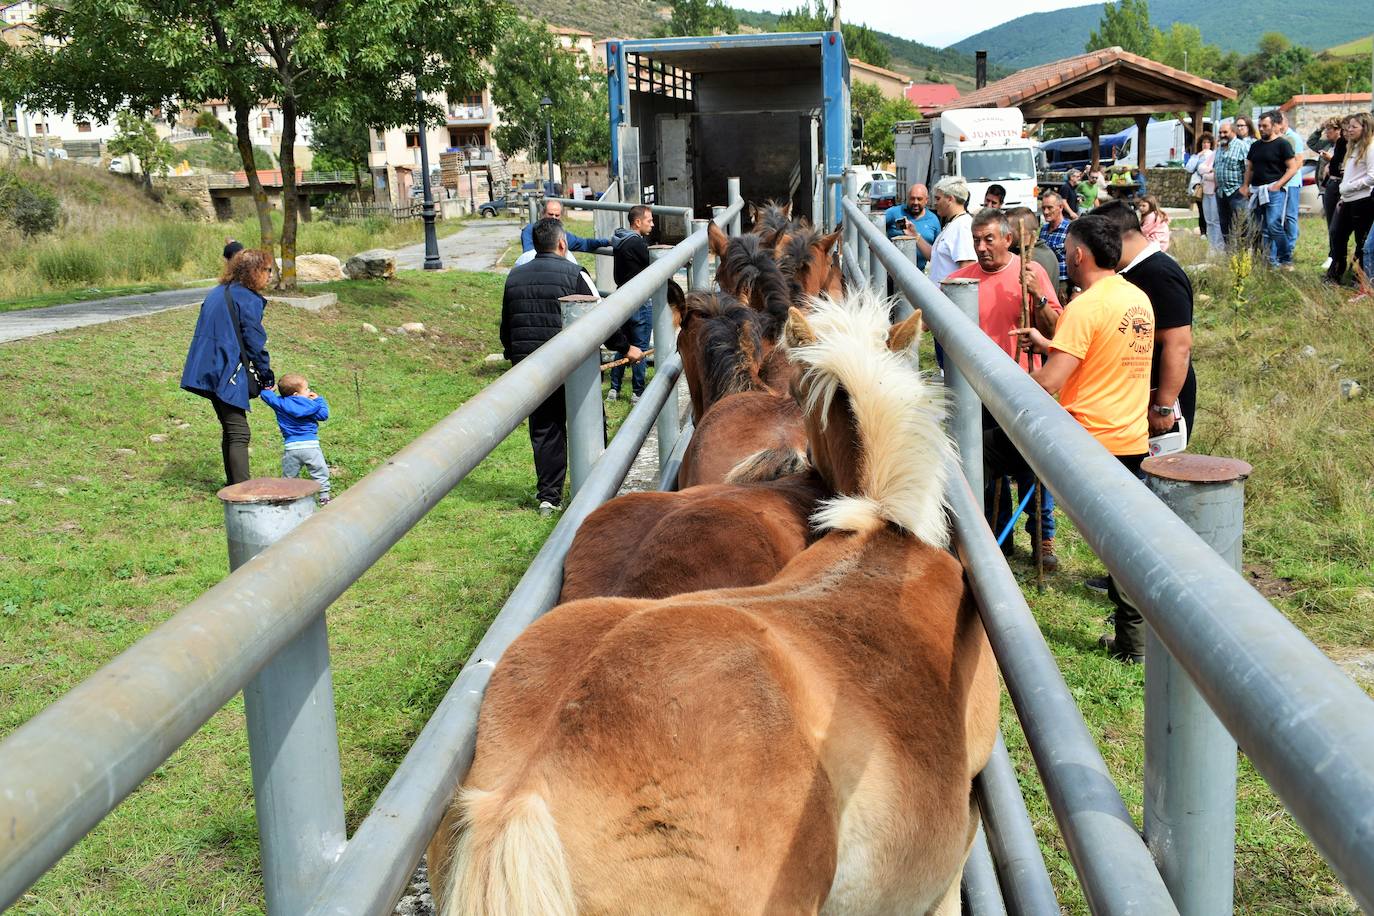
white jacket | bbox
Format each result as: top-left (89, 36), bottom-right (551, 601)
top-left (1339, 145), bottom-right (1374, 203)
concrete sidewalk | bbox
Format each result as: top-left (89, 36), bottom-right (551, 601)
top-left (392, 219), bottom-right (522, 272)
top-left (0, 286), bottom-right (210, 345)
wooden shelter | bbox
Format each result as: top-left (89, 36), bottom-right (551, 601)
top-left (934, 46), bottom-right (1237, 173)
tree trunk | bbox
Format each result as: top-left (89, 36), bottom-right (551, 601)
top-left (234, 99), bottom-right (276, 251)
top-left (353, 161), bottom-right (363, 203)
top-left (278, 95), bottom-right (299, 290)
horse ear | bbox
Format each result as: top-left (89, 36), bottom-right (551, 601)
top-left (888, 309), bottom-right (923, 353)
top-left (747, 202), bottom-right (758, 224)
top-left (819, 228), bottom-right (842, 255)
top-left (784, 307), bottom-right (817, 349)
top-left (668, 280), bottom-right (687, 325)
top-left (781, 201), bottom-right (793, 219)
top-left (708, 221), bottom-right (729, 258)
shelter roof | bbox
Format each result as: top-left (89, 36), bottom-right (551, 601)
top-left (935, 47), bottom-right (1235, 121)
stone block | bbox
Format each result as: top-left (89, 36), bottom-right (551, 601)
top-left (296, 253), bottom-right (345, 282)
top-left (267, 292), bottom-right (338, 312)
top-left (345, 249), bottom-right (396, 280)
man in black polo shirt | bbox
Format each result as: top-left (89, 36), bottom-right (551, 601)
top-left (1240, 110), bottom-right (1301, 268)
top-left (501, 218), bottom-right (642, 516)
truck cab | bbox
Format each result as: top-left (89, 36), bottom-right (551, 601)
top-left (894, 108), bottom-right (1039, 212)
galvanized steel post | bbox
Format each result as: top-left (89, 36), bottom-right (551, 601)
top-left (649, 246), bottom-right (680, 472)
top-left (526, 195), bottom-right (538, 226)
top-left (1143, 454), bottom-right (1250, 916)
top-left (868, 213), bottom-right (887, 296)
top-left (560, 294), bottom-right (605, 498)
top-left (689, 218), bottom-right (712, 291)
top-left (726, 177), bottom-right (742, 236)
top-left (221, 479), bottom-right (346, 915)
top-left (940, 278), bottom-right (984, 505)
top-left (843, 169), bottom-right (859, 258)
top-left (890, 237), bottom-right (921, 321)
top-left (976, 734), bottom-right (1061, 915)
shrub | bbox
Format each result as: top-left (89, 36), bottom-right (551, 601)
top-left (35, 240), bottom-right (107, 285)
top-left (0, 174), bottom-right (60, 236)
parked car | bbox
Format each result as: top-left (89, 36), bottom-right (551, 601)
top-left (864, 169), bottom-right (896, 184)
top-left (519, 180), bottom-right (563, 197)
top-left (860, 179), bottom-right (899, 212)
top-left (479, 196), bottom-right (518, 217)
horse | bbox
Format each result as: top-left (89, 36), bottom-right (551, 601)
top-left (674, 290), bottom-right (769, 425)
top-left (558, 471), bottom-right (828, 603)
top-left (773, 223), bottom-right (844, 302)
top-left (707, 223), bottom-right (797, 393)
top-left (429, 292), bottom-right (1000, 916)
top-left (747, 200), bottom-right (796, 246)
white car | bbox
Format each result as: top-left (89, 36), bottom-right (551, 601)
top-left (865, 169), bottom-right (896, 184)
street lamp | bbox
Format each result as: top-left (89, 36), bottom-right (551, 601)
top-left (540, 95), bottom-right (555, 198)
top-left (416, 80), bottom-right (442, 270)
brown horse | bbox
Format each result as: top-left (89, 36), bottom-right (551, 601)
top-left (430, 293), bottom-right (999, 916)
top-left (558, 471), bottom-right (827, 603)
top-left (747, 200), bottom-right (795, 246)
top-left (674, 290), bottom-right (769, 424)
top-left (774, 223), bottom-right (844, 302)
top-left (676, 390), bottom-right (808, 487)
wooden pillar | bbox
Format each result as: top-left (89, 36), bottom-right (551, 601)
top-left (1192, 106), bottom-right (1208, 152)
top-left (1135, 115), bottom-right (1149, 175)
top-left (1090, 119), bottom-right (1102, 174)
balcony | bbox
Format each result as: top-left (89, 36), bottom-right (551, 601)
top-left (446, 104), bottom-right (491, 124)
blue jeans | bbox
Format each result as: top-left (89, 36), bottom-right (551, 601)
top-left (1283, 183), bottom-right (1300, 263)
top-left (992, 473), bottom-right (1055, 541)
top-left (1364, 223), bottom-right (1374, 278)
top-left (609, 303), bottom-right (652, 395)
top-left (1255, 188), bottom-right (1292, 266)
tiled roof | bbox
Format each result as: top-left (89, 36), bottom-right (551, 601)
top-left (934, 46), bottom-right (1235, 116)
top-left (848, 57), bottom-right (908, 81)
top-left (1280, 92), bottom-right (1372, 110)
top-left (905, 83), bottom-right (961, 112)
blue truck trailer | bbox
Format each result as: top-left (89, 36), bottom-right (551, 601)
top-left (605, 32), bottom-right (851, 237)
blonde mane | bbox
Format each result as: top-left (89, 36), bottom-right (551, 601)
top-left (789, 289), bottom-right (955, 546)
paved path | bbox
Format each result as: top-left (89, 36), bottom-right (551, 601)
top-left (0, 220), bottom-right (526, 345)
top-left (392, 219), bottom-right (522, 272)
top-left (0, 287), bottom-right (211, 344)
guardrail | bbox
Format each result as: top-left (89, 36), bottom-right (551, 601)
top-left (839, 190), bottom-right (1374, 912)
top-left (0, 182), bottom-right (745, 913)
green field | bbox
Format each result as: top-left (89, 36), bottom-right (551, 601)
top-left (1326, 34), bottom-right (1373, 57)
top-left (1, 222), bottom-right (1370, 912)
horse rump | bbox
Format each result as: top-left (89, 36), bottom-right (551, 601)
top-left (441, 787), bottom-right (576, 916)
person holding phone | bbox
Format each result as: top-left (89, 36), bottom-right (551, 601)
top-left (884, 182), bottom-right (941, 270)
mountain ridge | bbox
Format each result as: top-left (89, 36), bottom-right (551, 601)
top-left (949, 0), bottom-right (1356, 71)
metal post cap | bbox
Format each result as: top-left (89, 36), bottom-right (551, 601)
top-left (217, 477), bottom-right (321, 504)
top-left (1142, 454), bottom-right (1252, 484)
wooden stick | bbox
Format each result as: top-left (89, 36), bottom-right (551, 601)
top-left (1017, 223), bottom-right (1033, 371)
top-left (1034, 481), bottom-right (1045, 592)
top-left (600, 348), bottom-right (654, 372)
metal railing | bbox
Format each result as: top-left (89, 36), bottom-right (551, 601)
top-left (839, 189), bottom-right (1374, 913)
top-left (0, 182), bottom-right (744, 913)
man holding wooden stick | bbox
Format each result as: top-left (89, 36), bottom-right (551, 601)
top-left (948, 209), bottom-right (1062, 570)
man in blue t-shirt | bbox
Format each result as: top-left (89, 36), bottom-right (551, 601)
top-left (884, 182), bottom-right (941, 270)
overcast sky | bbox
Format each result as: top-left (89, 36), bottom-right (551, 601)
top-left (736, 0), bottom-right (1098, 48)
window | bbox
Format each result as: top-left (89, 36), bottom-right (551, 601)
top-left (33, 123), bottom-right (45, 135)
top-left (77, 121), bottom-right (92, 133)
top-left (405, 131), bottom-right (419, 148)
top-left (958, 149), bottom-right (1037, 183)
top-left (6, 119), bottom-right (16, 133)
top-left (465, 93), bottom-right (482, 107)
top-left (260, 114), bottom-right (272, 129)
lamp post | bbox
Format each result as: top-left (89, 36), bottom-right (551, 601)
top-left (540, 95), bottom-right (555, 197)
top-left (416, 80), bottom-right (442, 270)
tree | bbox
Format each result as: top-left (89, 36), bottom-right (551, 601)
top-left (6, 0), bottom-right (507, 288)
top-left (1086, 0), bottom-right (1156, 57)
top-left (491, 19), bottom-right (606, 176)
top-left (862, 97), bottom-right (919, 165)
top-left (106, 111), bottom-right (176, 191)
top-left (775, 2), bottom-right (891, 69)
top-left (1150, 24), bottom-right (1221, 76)
top-left (310, 115), bottom-right (371, 201)
top-left (657, 0), bottom-right (737, 37)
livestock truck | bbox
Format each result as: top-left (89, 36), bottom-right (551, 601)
top-left (605, 32), bottom-right (852, 239)
top-left (893, 108), bottom-right (1040, 212)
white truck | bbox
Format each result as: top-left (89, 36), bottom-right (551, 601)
top-left (894, 108), bottom-right (1039, 212)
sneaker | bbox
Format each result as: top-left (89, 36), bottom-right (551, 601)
top-left (1322, 257), bottom-right (1333, 270)
top-left (1085, 575), bottom-right (1109, 595)
top-left (538, 500), bottom-right (559, 518)
top-left (318, 495), bottom-right (331, 507)
top-left (629, 393), bottom-right (641, 405)
top-left (1098, 634), bottom-right (1143, 665)
top-left (605, 389), bottom-right (618, 402)
top-left (1032, 537), bottom-right (1059, 572)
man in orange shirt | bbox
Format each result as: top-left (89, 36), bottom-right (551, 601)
top-left (949, 209), bottom-right (1062, 568)
top-left (1010, 214), bottom-right (1154, 663)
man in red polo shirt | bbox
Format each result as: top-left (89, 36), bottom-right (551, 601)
top-left (949, 208), bottom-right (1062, 568)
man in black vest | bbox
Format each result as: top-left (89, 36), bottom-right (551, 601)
top-left (501, 218), bottom-right (643, 516)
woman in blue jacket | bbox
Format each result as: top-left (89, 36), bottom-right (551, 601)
top-left (180, 248), bottom-right (276, 485)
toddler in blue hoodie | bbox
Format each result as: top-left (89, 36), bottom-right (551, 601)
top-left (259, 373), bottom-right (332, 504)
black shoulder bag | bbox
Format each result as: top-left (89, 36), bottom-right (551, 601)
top-left (222, 286), bottom-right (265, 397)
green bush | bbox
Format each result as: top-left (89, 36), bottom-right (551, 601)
top-left (35, 240), bottom-right (107, 285)
top-left (0, 174), bottom-right (61, 236)
top-left (121, 222), bottom-right (198, 280)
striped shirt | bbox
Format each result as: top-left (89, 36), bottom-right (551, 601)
top-left (1039, 219), bottom-right (1070, 281)
top-left (1213, 138), bottom-right (1252, 197)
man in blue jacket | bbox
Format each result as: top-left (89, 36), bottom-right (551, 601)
top-left (884, 183), bottom-right (940, 271)
top-left (520, 198), bottom-right (611, 253)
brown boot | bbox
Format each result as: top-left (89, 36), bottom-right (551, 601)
top-left (1033, 537), bottom-right (1059, 572)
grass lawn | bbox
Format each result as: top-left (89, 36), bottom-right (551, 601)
top-left (1, 217), bottom-right (1370, 912)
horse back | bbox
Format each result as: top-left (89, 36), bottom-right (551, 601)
top-left (679, 392), bottom-right (807, 488)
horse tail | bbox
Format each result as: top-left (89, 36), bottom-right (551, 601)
top-left (443, 787), bottom-right (576, 916)
top-left (723, 447), bottom-right (810, 484)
